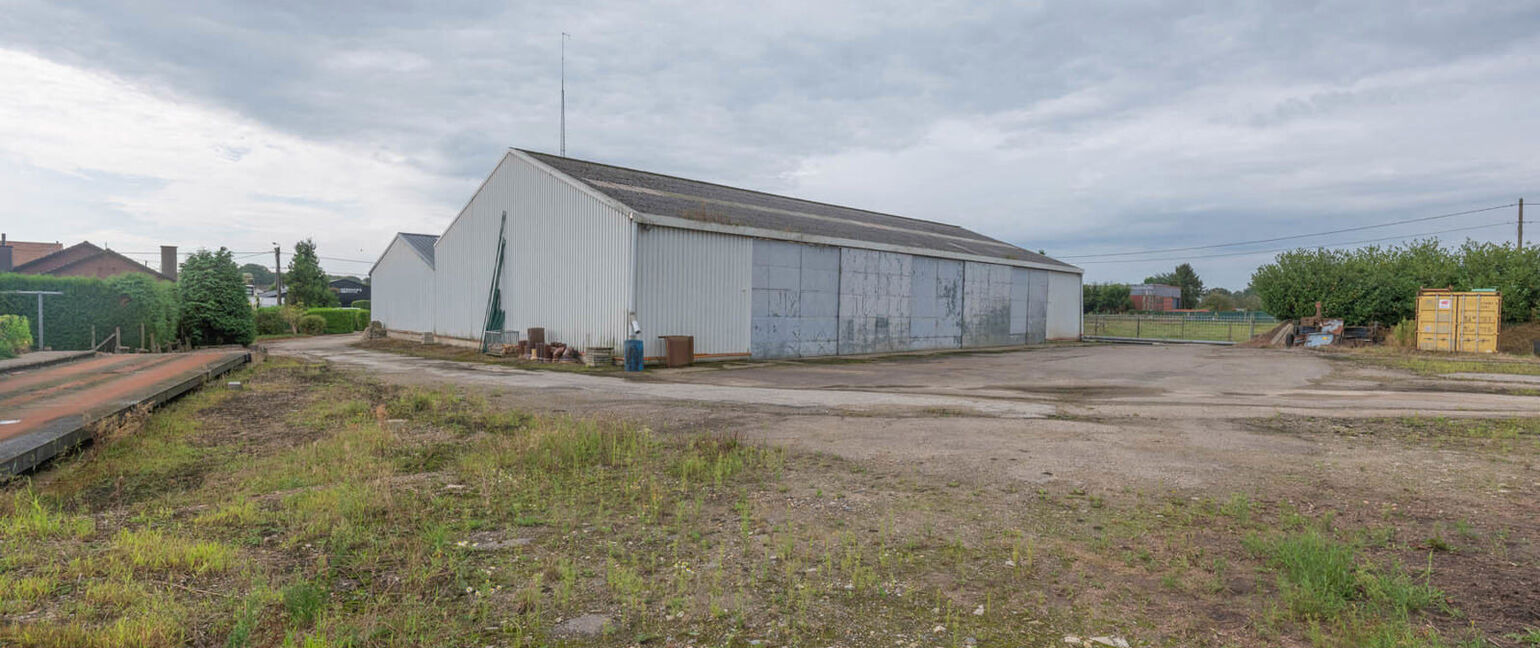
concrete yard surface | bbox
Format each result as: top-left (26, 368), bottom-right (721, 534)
top-left (268, 335), bottom-right (1540, 490)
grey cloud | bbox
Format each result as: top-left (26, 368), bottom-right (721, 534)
top-left (4, 1), bottom-right (1539, 286)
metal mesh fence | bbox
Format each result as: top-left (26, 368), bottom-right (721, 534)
top-left (1083, 313), bottom-right (1278, 343)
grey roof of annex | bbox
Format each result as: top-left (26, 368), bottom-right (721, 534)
top-left (398, 232), bottom-right (439, 267)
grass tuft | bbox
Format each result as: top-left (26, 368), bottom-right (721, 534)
top-left (112, 528), bottom-right (237, 574)
top-left (0, 488), bottom-right (94, 540)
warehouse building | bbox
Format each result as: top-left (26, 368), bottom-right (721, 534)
top-left (371, 149), bottom-right (1083, 361)
top-left (1130, 283), bottom-right (1182, 311)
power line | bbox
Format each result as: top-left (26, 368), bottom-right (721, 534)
top-left (1076, 220), bottom-right (1515, 264)
top-left (1059, 202), bottom-right (1518, 259)
top-left (117, 250), bottom-right (267, 255)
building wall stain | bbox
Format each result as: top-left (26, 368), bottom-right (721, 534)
top-left (751, 239), bottom-right (838, 358)
top-left (751, 240), bottom-right (1073, 358)
top-left (963, 261), bottom-right (1017, 347)
top-left (837, 248), bottom-right (913, 355)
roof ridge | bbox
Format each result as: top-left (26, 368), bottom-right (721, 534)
top-left (516, 149), bottom-right (984, 235)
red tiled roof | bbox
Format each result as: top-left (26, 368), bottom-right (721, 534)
top-left (3, 240), bottom-right (63, 266)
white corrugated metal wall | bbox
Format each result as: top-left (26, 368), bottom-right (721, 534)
top-left (432, 152), bottom-right (634, 346)
top-left (636, 226), bottom-right (751, 359)
top-left (370, 237), bottom-right (434, 334)
top-left (433, 155), bottom-right (514, 341)
top-left (1046, 271), bottom-right (1082, 340)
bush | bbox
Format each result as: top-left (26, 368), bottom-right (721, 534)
top-left (0, 314), bottom-right (32, 358)
top-left (350, 299), bottom-right (370, 310)
top-left (297, 315), bottom-right (326, 336)
top-left (0, 273), bottom-right (179, 351)
top-left (304, 308), bottom-right (364, 334)
top-left (353, 309), bottom-right (370, 331)
top-left (1388, 319), bottom-right (1416, 348)
top-left (254, 307), bottom-right (287, 336)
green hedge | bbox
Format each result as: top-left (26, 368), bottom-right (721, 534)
top-left (304, 307), bottom-right (366, 334)
top-left (0, 273), bottom-right (179, 350)
top-left (0, 314), bottom-right (31, 358)
top-left (257, 306), bottom-right (366, 336)
top-left (351, 299), bottom-right (370, 310)
top-left (254, 306), bottom-right (287, 335)
top-left (1253, 240), bottom-right (1540, 325)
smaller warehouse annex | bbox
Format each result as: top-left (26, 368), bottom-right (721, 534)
top-left (371, 149), bottom-right (1083, 362)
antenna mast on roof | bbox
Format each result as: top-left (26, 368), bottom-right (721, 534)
top-left (560, 32), bottom-right (570, 157)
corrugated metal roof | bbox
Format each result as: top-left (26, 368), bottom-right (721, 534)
top-left (519, 150), bottom-right (1075, 269)
top-left (398, 233), bottom-right (438, 268)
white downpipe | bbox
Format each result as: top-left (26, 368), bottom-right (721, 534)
top-left (627, 213), bottom-right (640, 340)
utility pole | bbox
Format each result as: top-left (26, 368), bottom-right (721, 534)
top-left (273, 244), bottom-right (283, 306)
top-left (561, 32), bottom-right (570, 156)
top-left (1519, 198), bottom-right (1525, 250)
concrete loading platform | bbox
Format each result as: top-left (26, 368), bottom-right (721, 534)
top-left (0, 350), bottom-right (249, 476)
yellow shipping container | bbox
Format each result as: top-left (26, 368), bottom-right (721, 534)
top-left (1415, 289), bottom-right (1500, 353)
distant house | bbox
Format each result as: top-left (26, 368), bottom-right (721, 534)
top-left (1130, 283), bottom-right (1181, 311)
top-left (0, 235), bottom-right (63, 269)
top-left (257, 288), bottom-right (286, 308)
top-left (1, 235), bottom-right (177, 281)
top-left (329, 277), bottom-right (370, 306)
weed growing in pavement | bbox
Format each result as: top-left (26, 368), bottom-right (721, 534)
top-left (1347, 347), bottom-right (1540, 377)
top-left (1243, 524), bottom-right (1449, 647)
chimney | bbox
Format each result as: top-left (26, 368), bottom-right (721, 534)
top-left (0, 234), bottom-right (11, 273)
top-left (161, 245), bottom-right (178, 281)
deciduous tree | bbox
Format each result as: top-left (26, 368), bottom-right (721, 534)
top-left (1145, 264), bottom-right (1205, 309)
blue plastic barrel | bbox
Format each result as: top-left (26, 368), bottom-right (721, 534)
top-left (624, 339), bottom-right (645, 371)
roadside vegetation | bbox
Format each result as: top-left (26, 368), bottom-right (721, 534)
top-left (1341, 346), bottom-right (1540, 377)
top-left (0, 360), bottom-right (1528, 646)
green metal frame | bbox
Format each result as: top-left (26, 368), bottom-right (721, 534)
top-left (481, 211), bottom-right (508, 352)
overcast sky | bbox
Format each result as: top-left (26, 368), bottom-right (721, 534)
top-left (3, 1), bottom-right (1538, 287)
